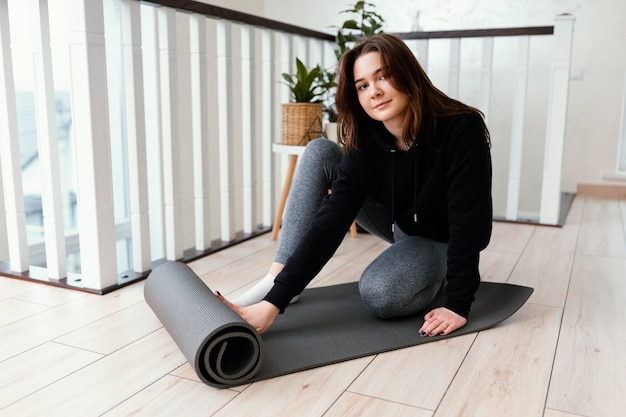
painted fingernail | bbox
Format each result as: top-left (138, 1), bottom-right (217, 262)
top-left (419, 330), bottom-right (426, 336)
top-left (429, 332), bottom-right (435, 336)
top-left (215, 290), bottom-right (222, 296)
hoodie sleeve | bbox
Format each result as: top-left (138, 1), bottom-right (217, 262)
top-left (443, 114), bottom-right (493, 318)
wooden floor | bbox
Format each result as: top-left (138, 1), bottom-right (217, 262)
top-left (1, 195), bottom-right (625, 417)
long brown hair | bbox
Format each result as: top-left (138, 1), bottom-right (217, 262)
top-left (335, 34), bottom-right (490, 151)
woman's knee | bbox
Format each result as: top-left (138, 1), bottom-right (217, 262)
top-left (358, 277), bottom-right (400, 318)
top-left (358, 267), bottom-right (417, 319)
top-left (359, 274), bottom-right (442, 319)
top-left (357, 239), bottom-right (447, 318)
top-left (301, 138), bottom-right (342, 166)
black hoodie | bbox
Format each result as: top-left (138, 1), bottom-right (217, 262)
top-left (265, 112), bottom-right (493, 318)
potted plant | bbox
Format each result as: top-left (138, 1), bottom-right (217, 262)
top-left (281, 58), bottom-right (325, 146)
top-left (335, 1), bottom-right (385, 60)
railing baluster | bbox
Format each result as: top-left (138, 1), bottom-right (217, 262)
top-left (617, 67), bottom-right (626, 172)
top-left (260, 28), bottom-right (275, 228)
top-left (158, 6), bottom-right (183, 260)
top-left (323, 37), bottom-right (335, 72)
top-left (294, 34), bottom-right (307, 67)
top-left (310, 38), bottom-right (324, 73)
top-left (0, 0), bottom-right (29, 273)
top-left (417, 39), bottom-right (429, 71)
top-left (448, 38), bottom-right (460, 97)
top-left (506, 35), bottom-right (530, 221)
top-left (480, 37), bottom-right (494, 122)
top-left (121, 0), bottom-right (151, 272)
top-left (30, 0), bottom-right (67, 279)
top-left (241, 24), bottom-right (257, 235)
top-left (539, 14), bottom-right (575, 224)
top-left (190, 14), bottom-right (211, 250)
top-left (141, 4), bottom-right (165, 261)
top-left (66, 0), bottom-right (117, 288)
top-left (279, 32), bottom-right (291, 104)
top-left (203, 17), bottom-right (220, 244)
top-left (276, 32), bottom-right (292, 187)
top-left (216, 19), bottom-right (235, 242)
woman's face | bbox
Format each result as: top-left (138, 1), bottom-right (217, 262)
top-left (353, 51), bottom-right (409, 132)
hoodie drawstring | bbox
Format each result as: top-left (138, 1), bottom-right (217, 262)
top-left (390, 146), bottom-right (421, 234)
top-left (413, 146), bottom-right (420, 223)
top-left (390, 149), bottom-right (396, 233)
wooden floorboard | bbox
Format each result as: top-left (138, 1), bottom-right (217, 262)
top-left (433, 303), bottom-right (562, 417)
top-left (1, 195), bottom-right (624, 417)
top-left (348, 334), bottom-right (477, 410)
top-left (546, 254), bottom-right (626, 417)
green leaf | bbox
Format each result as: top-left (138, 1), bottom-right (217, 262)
top-left (342, 20), bottom-right (359, 30)
top-left (281, 58), bottom-right (326, 102)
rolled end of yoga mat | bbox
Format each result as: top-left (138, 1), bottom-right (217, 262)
top-left (144, 261), bottom-right (263, 388)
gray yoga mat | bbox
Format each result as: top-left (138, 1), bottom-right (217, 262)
top-left (144, 261), bottom-right (533, 388)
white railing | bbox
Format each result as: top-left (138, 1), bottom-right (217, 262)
top-left (0, 0), bottom-right (573, 292)
top-left (616, 65), bottom-right (626, 174)
top-left (397, 17), bottom-right (575, 225)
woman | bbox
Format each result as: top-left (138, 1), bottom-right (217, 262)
top-left (220, 33), bottom-right (492, 338)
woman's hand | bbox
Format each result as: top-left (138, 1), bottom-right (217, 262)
top-left (419, 307), bottom-right (467, 337)
top-left (216, 293), bottom-right (279, 335)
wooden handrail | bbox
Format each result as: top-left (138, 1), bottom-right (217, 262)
top-left (140, 1), bottom-right (555, 43)
top-left (141, 0), bottom-right (335, 41)
top-left (393, 26), bottom-right (554, 40)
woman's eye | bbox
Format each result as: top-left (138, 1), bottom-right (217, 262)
top-left (357, 83), bottom-right (368, 91)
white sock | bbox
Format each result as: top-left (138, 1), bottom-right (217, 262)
top-left (231, 273), bottom-right (277, 307)
top-left (230, 272), bottom-right (299, 307)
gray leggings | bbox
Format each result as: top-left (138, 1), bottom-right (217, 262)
top-left (276, 138), bottom-right (447, 318)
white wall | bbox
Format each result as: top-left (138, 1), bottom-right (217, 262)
top-left (203, 0), bottom-right (626, 195)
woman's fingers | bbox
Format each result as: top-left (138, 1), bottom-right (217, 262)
top-left (215, 291), bottom-right (245, 316)
top-left (214, 291), bottom-right (279, 335)
top-left (419, 307), bottom-right (467, 337)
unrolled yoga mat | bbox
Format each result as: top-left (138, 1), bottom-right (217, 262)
top-left (144, 261), bottom-right (533, 389)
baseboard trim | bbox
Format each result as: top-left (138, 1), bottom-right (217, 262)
top-left (493, 191), bottom-right (575, 227)
top-left (0, 227), bottom-right (272, 295)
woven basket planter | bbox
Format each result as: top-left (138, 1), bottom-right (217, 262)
top-left (281, 102), bottom-right (324, 146)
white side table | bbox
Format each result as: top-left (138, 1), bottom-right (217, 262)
top-left (271, 143), bottom-right (357, 240)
